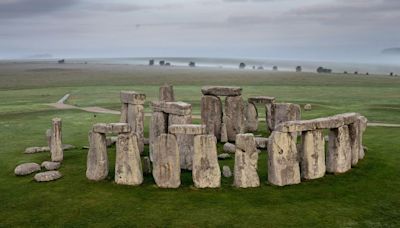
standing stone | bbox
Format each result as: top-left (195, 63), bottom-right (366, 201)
top-left (143, 156), bottom-right (152, 174)
top-left (86, 131), bottom-right (108, 181)
top-left (358, 116), bottom-right (368, 159)
top-left (201, 95), bottom-right (222, 140)
top-left (222, 166), bottom-right (232, 178)
top-left (127, 104), bottom-right (145, 153)
top-left (34, 171), bottom-right (62, 182)
top-left (234, 134), bottom-right (260, 188)
top-left (192, 135), bottom-right (221, 188)
top-left (120, 103), bottom-right (128, 123)
top-left (245, 102), bottom-right (258, 132)
top-left (220, 118), bottom-right (228, 143)
top-left (268, 131), bottom-right (301, 186)
top-left (266, 103), bottom-right (275, 132)
top-left (300, 130), bottom-right (326, 180)
top-left (149, 111), bottom-right (168, 161)
top-left (169, 114), bottom-right (194, 170)
top-left (272, 103), bottom-right (301, 130)
top-left (152, 134), bottom-right (180, 188)
top-left (115, 133), bottom-right (143, 186)
top-left (348, 121), bottom-right (360, 166)
top-left (224, 96), bottom-right (245, 141)
top-left (159, 84), bottom-right (175, 102)
top-left (327, 125), bottom-right (352, 173)
top-left (50, 118), bottom-right (63, 162)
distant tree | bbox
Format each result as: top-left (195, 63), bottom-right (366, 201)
top-left (239, 62), bottom-right (246, 69)
top-left (149, 59), bottom-right (155, 66)
top-left (296, 66), bottom-right (302, 72)
top-left (366, 72), bottom-right (369, 75)
top-left (189, 61), bottom-right (196, 67)
top-left (354, 71), bottom-right (358, 75)
top-left (159, 60), bottom-right (165, 66)
top-left (273, 65), bottom-right (278, 71)
top-left (257, 66), bottom-right (264, 70)
top-left (390, 72), bottom-right (394, 76)
top-left (344, 71), bottom-right (348, 74)
top-left (58, 59), bottom-right (65, 64)
top-left (252, 66), bottom-right (256, 70)
top-left (165, 62), bottom-right (171, 66)
top-left (317, 66), bottom-right (332, 73)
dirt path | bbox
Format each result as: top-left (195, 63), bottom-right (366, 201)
top-left (48, 94), bottom-right (400, 128)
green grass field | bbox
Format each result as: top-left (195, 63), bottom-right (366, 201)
top-left (0, 63), bottom-right (399, 227)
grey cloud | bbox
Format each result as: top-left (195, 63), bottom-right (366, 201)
top-left (84, 3), bottom-right (180, 12)
top-left (0, 0), bottom-right (79, 18)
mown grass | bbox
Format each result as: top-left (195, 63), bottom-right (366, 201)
top-left (0, 63), bottom-right (399, 227)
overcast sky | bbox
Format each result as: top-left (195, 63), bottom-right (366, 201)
top-left (0, 0), bottom-right (399, 62)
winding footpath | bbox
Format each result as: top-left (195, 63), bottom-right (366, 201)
top-left (48, 94), bottom-right (400, 128)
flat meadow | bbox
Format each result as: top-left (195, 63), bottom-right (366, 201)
top-left (0, 62), bottom-right (399, 227)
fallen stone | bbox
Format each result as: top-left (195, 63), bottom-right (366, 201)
top-left (223, 142), bottom-right (236, 154)
top-left (222, 166), bottom-right (232, 178)
top-left (159, 84), bottom-right (175, 102)
top-left (24, 146), bottom-right (50, 154)
top-left (62, 144), bottom-right (75, 150)
top-left (255, 137), bottom-right (268, 149)
top-left (201, 86), bottom-right (242, 96)
top-left (149, 111), bottom-right (168, 161)
top-left (168, 124), bottom-right (206, 135)
top-left (143, 156), bottom-right (152, 174)
top-left (92, 123), bottom-right (131, 134)
top-left (248, 96), bottom-right (275, 104)
top-left (86, 131), bottom-right (108, 181)
top-left (51, 118), bottom-right (63, 162)
top-left (151, 101), bottom-right (191, 116)
top-left (34, 171), bottom-right (62, 182)
top-left (14, 163), bottom-right (41, 176)
top-left (41, 161), bottom-right (61, 171)
top-left (327, 125), bottom-right (351, 174)
top-left (192, 135), bottom-right (221, 188)
top-left (300, 130), bottom-right (326, 180)
top-left (201, 95), bottom-right (222, 139)
top-left (218, 153), bottom-right (231, 160)
top-left (234, 134), bottom-right (260, 188)
top-left (120, 91), bottom-right (146, 105)
top-left (245, 102), bottom-right (258, 132)
top-left (224, 96), bottom-right (245, 141)
top-left (304, 104), bottom-right (312, 111)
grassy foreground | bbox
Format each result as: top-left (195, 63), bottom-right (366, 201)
top-left (0, 63), bottom-right (399, 227)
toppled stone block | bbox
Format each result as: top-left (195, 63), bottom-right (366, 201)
top-left (201, 95), bottom-right (222, 139)
top-left (201, 86), bottom-right (242, 96)
top-left (304, 104), bottom-right (312, 111)
top-left (120, 91), bottom-right (146, 105)
top-left (24, 146), bottom-right (50, 154)
top-left (14, 163), bottom-right (41, 176)
top-left (222, 166), bottom-right (232, 178)
top-left (92, 123), bottom-right (131, 134)
top-left (245, 102), bottom-right (258, 132)
top-left (218, 153), bottom-right (231, 160)
top-left (168, 124), bottom-right (206, 135)
top-left (234, 134), bottom-right (260, 188)
top-left (223, 142), bottom-right (236, 154)
top-left (86, 131), bottom-right (108, 181)
top-left (225, 96), bottom-right (245, 141)
top-left (41, 161), bottom-right (61, 171)
top-left (34, 171), bottom-right (62, 182)
top-left (151, 101), bottom-right (192, 116)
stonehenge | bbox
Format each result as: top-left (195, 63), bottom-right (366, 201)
top-left (234, 134), bottom-right (260, 188)
top-left (50, 118), bottom-right (63, 162)
top-left (247, 96), bottom-right (276, 132)
top-left (159, 84), bottom-right (175, 102)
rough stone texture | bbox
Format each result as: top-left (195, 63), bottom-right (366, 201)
top-left (223, 142), bottom-right (236, 154)
top-left (24, 146), bottom-right (50, 154)
top-left (255, 137), bottom-right (269, 149)
top-left (201, 86), bottom-right (242, 96)
top-left (327, 125), bottom-right (352, 174)
top-left (149, 111), bottom-right (168, 161)
top-left (193, 135), bottom-right (221, 188)
top-left (151, 101), bottom-right (191, 116)
top-left (268, 131), bottom-right (301, 186)
top-left (159, 84), bottom-right (175, 102)
top-left (51, 118), bottom-right (63, 162)
top-left (358, 116), bottom-right (368, 159)
top-left (144, 137), bottom-right (149, 145)
top-left (248, 96), bottom-right (276, 104)
top-left (265, 103), bottom-right (275, 132)
top-left (127, 104), bottom-right (145, 153)
top-left (272, 103), bottom-right (301, 131)
top-left (41, 161), bottom-right (61, 171)
top-left (86, 131), bottom-right (108, 181)
top-left (14, 163), bottom-right (41, 176)
top-left (92, 123), bottom-right (131, 134)
top-left (201, 95), bottom-right (222, 139)
top-left (120, 103), bottom-right (128, 123)
top-left (300, 130), bottom-right (326, 179)
top-left (115, 133), bottom-right (143, 186)
top-left (224, 96), bottom-right (245, 141)
top-left (222, 166), bottom-right (232, 178)
top-left (169, 124), bottom-right (206, 135)
top-left (218, 153), bottom-right (231, 160)
top-left (245, 102), bottom-right (258, 132)
top-left (46, 129), bottom-right (52, 148)
top-left (152, 134), bottom-right (181, 188)
top-left (120, 91), bottom-right (146, 105)
top-left (106, 137), bottom-right (117, 147)
top-left (34, 171), bottom-right (62, 182)
top-left (234, 134), bottom-right (260, 188)
top-left (220, 121), bottom-right (228, 143)
top-left (304, 104), bottom-right (312, 111)
top-left (143, 156), bottom-right (152, 174)
top-left (169, 114), bottom-right (194, 170)
top-left (348, 120), bottom-right (360, 166)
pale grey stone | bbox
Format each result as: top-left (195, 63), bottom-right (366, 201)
top-left (220, 121), bottom-right (228, 143)
top-left (248, 96), bottom-right (275, 104)
top-left (34, 171), bottom-right (62, 182)
top-left (268, 131), bottom-right (301, 186)
top-left (222, 166), bottom-right (232, 178)
top-left (245, 102), bottom-right (258, 132)
top-left (120, 103), bottom-right (128, 123)
top-left (234, 134), bottom-right (260, 188)
top-left (193, 135), bottom-right (221, 188)
top-left (300, 130), bottom-right (326, 179)
top-left (151, 101), bottom-right (191, 116)
top-left (143, 156), bottom-right (152, 174)
top-left (14, 163), bottom-right (41, 176)
top-left (51, 118), bottom-right (63, 162)
top-left (348, 120), bottom-right (361, 166)
top-left (86, 131), bottom-right (108, 181)
top-left (41, 161), bottom-right (61, 171)
top-left (24, 146), bottom-right (50, 154)
top-left (143, 137), bottom-right (149, 145)
top-left (46, 129), bottom-right (52, 148)
top-left (304, 104), bottom-right (312, 111)
top-left (327, 125), bottom-right (352, 173)
top-left (201, 86), bottom-right (242, 96)
top-left (224, 96), bottom-right (245, 141)
top-left (218, 153), bottom-right (231, 160)
top-left (169, 114), bottom-right (194, 170)
top-left (92, 123), bottom-right (131, 134)
top-left (120, 91), bottom-right (146, 105)
top-left (127, 104), bottom-right (145, 153)
top-left (152, 134), bottom-right (181, 188)
top-left (201, 95), bottom-right (222, 139)
top-left (255, 137), bottom-right (269, 149)
top-left (223, 142), bottom-right (236, 154)
top-left (149, 111), bottom-right (168, 161)
top-left (168, 124), bottom-right (206, 135)
top-left (159, 84), bottom-right (175, 102)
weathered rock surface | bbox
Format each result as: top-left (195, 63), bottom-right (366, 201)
top-left (234, 134), bottom-right (260, 188)
top-left (268, 131), bottom-right (301, 186)
top-left (265, 103), bottom-right (275, 132)
top-left (51, 118), bottom-right (63, 162)
top-left (193, 135), bottom-right (221, 188)
top-left (218, 153), bottom-right (231, 160)
top-left (304, 104), bottom-right (312, 111)
top-left (220, 121), bottom-right (228, 143)
top-left (106, 137), bottom-right (117, 147)
top-left (358, 116), bottom-right (368, 159)
top-left (245, 102), bottom-right (258, 132)
top-left (327, 126), bottom-right (351, 173)
top-left (169, 114), bottom-right (194, 170)
top-left (255, 137), bottom-right (269, 149)
top-left (169, 124), bottom-right (206, 135)
top-left (248, 96), bottom-right (275, 104)
top-left (159, 84), bottom-right (175, 102)
top-left (348, 120), bottom-right (361, 166)
top-left (201, 95), bottom-right (222, 139)
top-left (143, 137), bottom-right (149, 145)
top-left (223, 142), bottom-right (236, 154)
top-left (224, 96), bottom-right (245, 141)
top-left (120, 103), bottom-right (128, 123)
top-left (14, 163), bottom-right (41, 176)
top-left (92, 123), bottom-right (131, 134)
top-left (149, 111), bottom-right (168, 161)
top-left (300, 130), bottom-right (326, 179)
top-left (201, 86), bottom-right (242, 96)
top-left (120, 91), bottom-right (146, 105)
top-left (127, 104), bottom-right (145, 153)
top-left (24, 146), bottom-right (50, 154)
top-left (46, 129), bottom-right (52, 148)
top-left (86, 131), bottom-right (108, 181)
top-left (143, 156), bottom-right (152, 174)
top-left (272, 103), bottom-right (301, 130)
top-left (34, 171), bottom-right (62, 182)
top-left (41, 161), bottom-right (61, 171)
top-left (151, 101), bottom-right (191, 116)
top-left (222, 166), bottom-right (232, 178)
top-left (152, 134), bottom-right (181, 188)
top-left (115, 133), bottom-right (143, 186)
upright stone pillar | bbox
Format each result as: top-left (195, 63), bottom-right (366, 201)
top-left (115, 133), bottom-right (143, 186)
top-left (50, 118), bottom-right (63, 162)
top-left (120, 103), bottom-right (128, 123)
top-left (327, 125), bottom-right (351, 173)
top-left (86, 131), bottom-right (108, 180)
top-left (272, 103), bottom-right (301, 130)
top-left (224, 96), bottom-right (245, 141)
top-left (127, 104), bottom-right (145, 153)
top-left (169, 114), bottom-right (193, 170)
top-left (152, 134), bottom-right (181, 188)
top-left (234, 134), bottom-right (260, 188)
top-left (201, 95), bottom-right (222, 140)
top-left (149, 112), bottom-right (168, 161)
top-left (358, 116), bottom-right (368, 159)
top-left (300, 130), bottom-right (326, 179)
top-left (46, 129), bottom-right (52, 149)
top-left (268, 131), bottom-right (300, 186)
top-left (348, 121), bottom-right (360, 166)
top-left (245, 102), bottom-right (258, 132)
top-left (159, 84), bottom-right (175, 102)
top-left (193, 135), bottom-right (221, 188)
